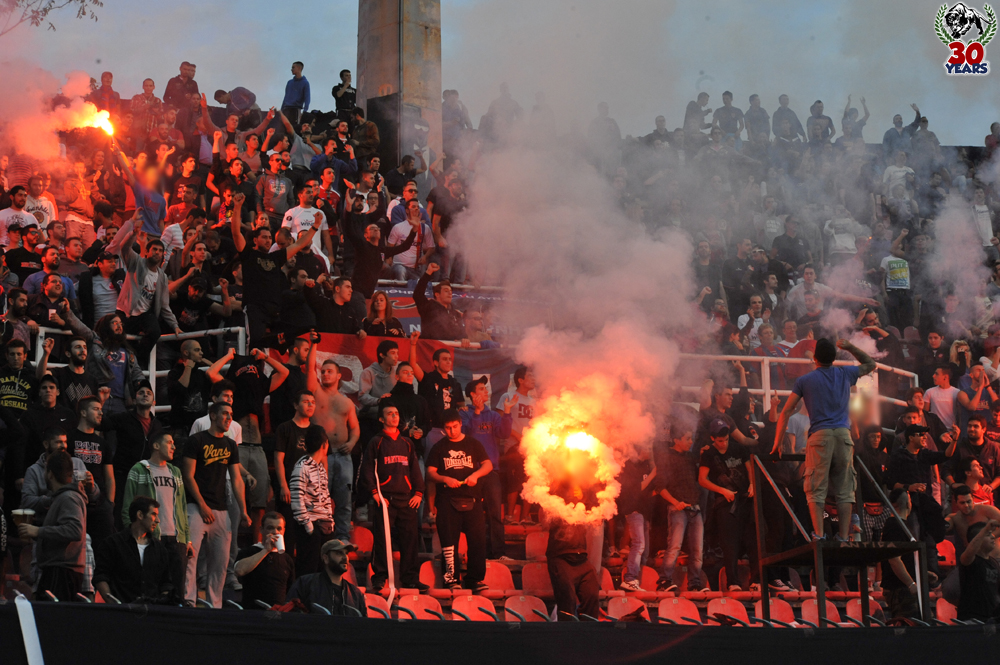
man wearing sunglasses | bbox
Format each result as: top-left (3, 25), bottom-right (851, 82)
top-left (5, 223), bottom-right (44, 286)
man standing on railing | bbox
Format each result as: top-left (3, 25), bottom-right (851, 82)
top-left (772, 338), bottom-right (876, 541)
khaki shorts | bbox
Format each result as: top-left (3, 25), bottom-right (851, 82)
top-left (241, 444), bottom-right (270, 509)
top-left (803, 428), bottom-right (856, 505)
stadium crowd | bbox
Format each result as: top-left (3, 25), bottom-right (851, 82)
top-left (1, 60), bottom-right (1000, 624)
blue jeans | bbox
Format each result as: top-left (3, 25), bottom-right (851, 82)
top-left (623, 512), bottom-right (650, 583)
top-left (660, 506), bottom-right (704, 589)
top-left (328, 452), bottom-right (353, 539)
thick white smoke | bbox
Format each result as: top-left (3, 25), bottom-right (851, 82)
top-left (452, 147), bottom-right (701, 522)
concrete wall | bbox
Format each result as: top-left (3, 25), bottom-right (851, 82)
top-left (357, 0), bottom-right (441, 168)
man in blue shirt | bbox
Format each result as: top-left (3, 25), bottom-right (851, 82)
top-left (459, 376), bottom-right (515, 559)
top-left (281, 61), bottom-right (310, 125)
top-left (773, 338), bottom-right (876, 540)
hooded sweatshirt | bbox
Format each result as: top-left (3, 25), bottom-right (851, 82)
top-left (361, 431), bottom-right (425, 500)
top-left (358, 362), bottom-right (396, 419)
top-left (36, 483), bottom-right (87, 572)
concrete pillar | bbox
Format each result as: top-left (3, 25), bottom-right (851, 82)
top-left (357, 0), bottom-right (441, 183)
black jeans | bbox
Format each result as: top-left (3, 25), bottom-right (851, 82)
top-left (293, 521), bottom-right (334, 578)
top-left (481, 471), bottom-right (505, 558)
top-left (122, 308), bottom-right (161, 367)
top-left (437, 497), bottom-right (486, 586)
top-left (370, 496), bottom-right (420, 587)
top-left (548, 554), bottom-right (600, 620)
top-left (713, 497), bottom-right (759, 589)
top-left (37, 567), bottom-right (83, 602)
top-left (243, 302), bottom-right (280, 351)
top-left (160, 534), bottom-right (188, 601)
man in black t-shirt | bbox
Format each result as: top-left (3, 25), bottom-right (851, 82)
top-left (418, 348), bottom-right (465, 449)
top-left (182, 402), bottom-right (249, 608)
top-left (235, 511), bottom-right (296, 609)
top-left (959, 520), bottom-right (1000, 621)
top-left (273, 389), bottom-right (325, 553)
top-left (37, 336), bottom-right (99, 411)
top-left (72, 396), bottom-right (116, 545)
top-left (229, 192), bottom-right (321, 349)
top-left (0, 339), bottom-right (38, 412)
top-left (165, 340), bottom-right (211, 432)
top-left (698, 418), bottom-right (759, 592)
top-left (426, 409), bottom-right (492, 590)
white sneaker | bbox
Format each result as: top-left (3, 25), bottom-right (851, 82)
top-left (620, 580), bottom-right (645, 592)
top-left (728, 584), bottom-right (743, 592)
top-left (768, 580), bottom-right (792, 592)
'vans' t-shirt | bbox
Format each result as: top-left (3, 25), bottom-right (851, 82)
top-left (184, 430), bottom-right (239, 511)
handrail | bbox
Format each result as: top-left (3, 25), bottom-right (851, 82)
top-left (752, 455), bottom-right (811, 542)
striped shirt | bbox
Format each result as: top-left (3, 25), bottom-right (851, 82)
top-left (290, 456), bottom-right (333, 535)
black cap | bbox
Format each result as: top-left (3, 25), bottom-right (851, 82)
top-left (465, 375), bottom-right (488, 397)
top-left (904, 424), bottom-right (930, 439)
top-left (134, 379), bottom-right (153, 394)
top-left (709, 418), bottom-right (731, 438)
top-left (97, 251), bottom-right (116, 262)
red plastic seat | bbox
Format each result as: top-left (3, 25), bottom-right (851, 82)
top-left (707, 597), bottom-right (751, 626)
top-left (605, 595), bottom-right (650, 621)
top-left (936, 597), bottom-right (959, 624)
top-left (504, 595), bottom-right (550, 622)
top-left (599, 567), bottom-right (625, 598)
top-left (937, 540), bottom-right (957, 568)
top-left (845, 597), bottom-right (886, 626)
top-left (801, 598), bottom-right (841, 627)
top-left (451, 594), bottom-right (499, 621)
top-left (657, 596), bottom-right (702, 625)
top-left (365, 594), bottom-right (391, 618)
top-left (350, 526), bottom-right (374, 560)
top-left (397, 593), bottom-right (444, 620)
top-left (521, 563), bottom-right (554, 600)
top-left (419, 559), bottom-right (454, 600)
top-left (481, 561), bottom-right (516, 599)
top-left (754, 597), bottom-right (797, 627)
top-left (525, 531), bottom-right (548, 561)
top-left (627, 566), bottom-right (661, 601)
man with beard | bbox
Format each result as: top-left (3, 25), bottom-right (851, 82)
top-left (93, 496), bottom-right (174, 604)
top-left (11, 376), bottom-right (73, 509)
top-left (343, 188), bottom-right (416, 299)
top-left (285, 539), bottom-right (365, 615)
top-left (103, 380), bottom-right (164, 526)
top-left (0, 288), bottom-right (33, 346)
top-left (36, 336), bottom-right (99, 411)
top-left (23, 246), bottom-right (78, 302)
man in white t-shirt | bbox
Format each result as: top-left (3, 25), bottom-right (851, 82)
top-left (971, 187), bottom-right (998, 260)
top-left (282, 180), bottom-right (332, 269)
top-left (25, 175), bottom-right (56, 228)
top-left (0, 186), bottom-right (37, 247)
top-left (498, 366), bottom-right (536, 524)
top-left (736, 294), bottom-right (768, 350)
top-left (387, 198), bottom-right (435, 281)
top-left (778, 319), bottom-right (799, 352)
top-left (924, 366), bottom-right (960, 430)
top-left (882, 151), bottom-right (915, 196)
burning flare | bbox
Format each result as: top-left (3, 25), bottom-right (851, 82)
top-left (86, 109), bottom-right (114, 136)
top-left (520, 383), bottom-right (623, 524)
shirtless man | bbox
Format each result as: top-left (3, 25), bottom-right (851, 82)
top-left (947, 483), bottom-right (1000, 547)
top-left (306, 333), bottom-right (360, 539)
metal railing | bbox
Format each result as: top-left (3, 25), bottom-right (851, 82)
top-left (36, 325), bottom-right (246, 414)
top-left (676, 352), bottom-right (919, 411)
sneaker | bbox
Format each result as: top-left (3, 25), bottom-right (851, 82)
top-left (620, 579), bottom-right (644, 592)
top-left (728, 584), bottom-right (743, 592)
top-left (656, 579), bottom-right (678, 593)
top-left (768, 580), bottom-right (792, 592)
top-left (497, 555), bottom-right (516, 563)
top-left (810, 532), bottom-right (826, 541)
top-left (446, 581), bottom-right (462, 590)
top-left (748, 583), bottom-right (761, 593)
top-left (699, 586), bottom-right (713, 593)
top-left (370, 582), bottom-right (385, 594)
top-left (408, 581), bottom-right (430, 593)
top-left (471, 581), bottom-right (489, 593)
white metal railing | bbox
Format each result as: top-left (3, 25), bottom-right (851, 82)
top-left (36, 325), bottom-right (246, 414)
top-left (677, 352), bottom-right (919, 410)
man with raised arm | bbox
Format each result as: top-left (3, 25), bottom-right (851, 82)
top-left (229, 192), bottom-right (322, 349)
top-left (772, 338), bottom-right (877, 540)
top-left (305, 334), bottom-right (360, 540)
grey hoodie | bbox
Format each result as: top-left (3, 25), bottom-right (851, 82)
top-left (358, 362), bottom-right (395, 419)
top-left (35, 483), bottom-right (87, 572)
top-left (22, 453), bottom-right (100, 515)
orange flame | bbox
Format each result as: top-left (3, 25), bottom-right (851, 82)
top-left (87, 109), bottom-right (114, 136)
top-left (520, 385), bottom-right (622, 524)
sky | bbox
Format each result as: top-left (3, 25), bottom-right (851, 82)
top-left (3, 0), bottom-right (998, 145)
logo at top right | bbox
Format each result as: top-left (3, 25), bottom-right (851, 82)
top-left (936, 3), bottom-right (997, 74)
